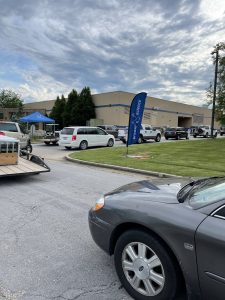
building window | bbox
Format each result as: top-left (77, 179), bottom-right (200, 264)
top-left (0, 112), bottom-right (3, 120)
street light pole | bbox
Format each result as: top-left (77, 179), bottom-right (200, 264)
top-left (211, 49), bottom-right (219, 138)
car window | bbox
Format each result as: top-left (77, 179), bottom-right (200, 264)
top-left (145, 126), bottom-right (151, 130)
top-left (213, 205), bottom-right (225, 219)
top-left (0, 123), bottom-right (17, 132)
top-left (86, 128), bottom-right (98, 134)
top-left (77, 128), bottom-right (86, 135)
top-left (188, 178), bottom-right (225, 209)
top-left (96, 128), bottom-right (107, 135)
top-left (19, 125), bottom-right (27, 134)
top-left (61, 128), bottom-right (74, 135)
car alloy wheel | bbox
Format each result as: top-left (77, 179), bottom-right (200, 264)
top-left (114, 230), bottom-right (180, 300)
top-left (80, 141), bottom-right (88, 150)
top-left (122, 242), bottom-right (165, 296)
top-left (137, 137), bottom-right (143, 144)
top-left (107, 138), bottom-right (114, 147)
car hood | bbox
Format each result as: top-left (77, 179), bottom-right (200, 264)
top-left (105, 179), bottom-right (192, 204)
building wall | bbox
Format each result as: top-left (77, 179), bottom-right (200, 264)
top-left (92, 91), bottom-right (215, 127)
top-left (24, 100), bottom-right (56, 114)
top-left (22, 91), bottom-right (218, 128)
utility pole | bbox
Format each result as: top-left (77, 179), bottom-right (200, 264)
top-left (211, 49), bottom-right (219, 137)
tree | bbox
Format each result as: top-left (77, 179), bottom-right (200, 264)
top-left (73, 87), bottom-right (96, 125)
top-left (206, 42), bottom-right (225, 124)
top-left (0, 89), bottom-right (23, 109)
top-left (50, 94), bottom-right (66, 129)
top-left (63, 89), bottom-right (78, 126)
top-left (0, 89), bottom-right (23, 121)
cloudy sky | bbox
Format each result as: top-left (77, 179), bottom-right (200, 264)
top-left (0, 0), bottom-right (225, 105)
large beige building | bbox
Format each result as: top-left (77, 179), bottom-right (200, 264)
top-left (91, 91), bottom-right (214, 128)
top-left (23, 91), bottom-right (216, 128)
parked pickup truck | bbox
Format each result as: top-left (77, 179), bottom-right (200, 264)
top-left (0, 121), bottom-right (32, 152)
top-left (119, 124), bottom-right (161, 144)
top-left (193, 125), bottom-right (217, 138)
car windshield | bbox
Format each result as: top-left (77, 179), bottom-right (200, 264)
top-left (0, 123), bottom-right (17, 132)
top-left (178, 177), bottom-right (225, 208)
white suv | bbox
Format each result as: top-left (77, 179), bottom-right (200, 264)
top-left (59, 126), bottom-right (115, 150)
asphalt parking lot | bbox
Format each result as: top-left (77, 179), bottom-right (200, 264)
top-left (0, 142), bottom-right (192, 300)
top-left (0, 145), bottom-right (156, 300)
top-left (32, 134), bottom-right (225, 161)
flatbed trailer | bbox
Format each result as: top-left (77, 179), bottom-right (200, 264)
top-left (0, 152), bottom-right (50, 177)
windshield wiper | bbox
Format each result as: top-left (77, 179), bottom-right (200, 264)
top-left (177, 177), bottom-right (221, 203)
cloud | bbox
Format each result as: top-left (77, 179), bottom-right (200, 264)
top-left (0, 0), bottom-right (225, 105)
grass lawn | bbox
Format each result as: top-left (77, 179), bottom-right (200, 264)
top-left (69, 139), bottom-right (225, 177)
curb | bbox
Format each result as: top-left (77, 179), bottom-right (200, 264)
top-left (65, 155), bottom-right (182, 178)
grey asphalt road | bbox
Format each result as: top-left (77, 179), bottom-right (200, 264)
top-left (0, 145), bottom-right (186, 300)
top-left (0, 152), bottom-right (152, 300)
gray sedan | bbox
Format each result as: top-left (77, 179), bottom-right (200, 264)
top-left (89, 177), bottom-right (225, 300)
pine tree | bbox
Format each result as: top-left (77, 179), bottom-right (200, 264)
top-left (50, 95), bottom-right (66, 129)
top-left (63, 89), bottom-right (78, 126)
top-left (73, 87), bottom-right (96, 125)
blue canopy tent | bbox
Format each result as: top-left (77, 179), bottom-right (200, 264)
top-left (20, 112), bottom-right (55, 123)
top-left (20, 112), bottom-right (55, 137)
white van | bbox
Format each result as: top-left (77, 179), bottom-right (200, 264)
top-left (59, 126), bottom-right (115, 150)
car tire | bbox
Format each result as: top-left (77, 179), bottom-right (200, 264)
top-left (193, 135), bottom-right (197, 138)
top-left (79, 140), bottom-right (88, 150)
top-left (65, 146), bottom-right (71, 150)
top-left (114, 230), bottom-right (180, 300)
top-left (137, 136), bottom-right (143, 144)
top-left (107, 138), bottom-right (114, 147)
top-left (186, 135), bottom-right (189, 140)
top-left (214, 132), bottom-right (217, 138)
top-left (205, 133), bottom-right (209, 138)
top-left (155, 134), bottom-right (161, 142)
top-left (165, 137), bottom-right (168, 140)
top-left (44, 141), bottom-right (50, 145)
